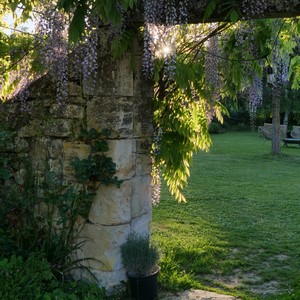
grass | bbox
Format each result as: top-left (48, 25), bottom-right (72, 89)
top-left (151, 131), bottom-right (300, 300)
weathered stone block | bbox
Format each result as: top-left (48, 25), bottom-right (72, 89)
top-left (14, 137), bottom-right (29, 153)
top-left (14, 168), bottom-right (27, 185)
top-left (69, 82), bottom-right (82, 96)
top-left (89, 180), bottom-right (132, 225)
top-left (130, 175), bottom-right (152, 219)
top-left (30, 138), bottom-right (49, 172)
top-left (131, 212), bottom-right (152, 237)
top-left (43, 119), bottom-right (73, 137)
top-left (115, 55), bottom-right (134, 97)
top-left (96, 54), bottom-right (133, 97)
top-left (18, 119), bottom-right (43, 137)
top-left (50, 104), bottom-right (85, 119)
top-left (92, 269), bottom-right (127, 293)
top-left (132, 59), bottom-right (154, 98)
top-left (72, 268), bottom-right (127, 294)
top-left (49, 158), bottom-right (63, 175)
top-left (48, 139), bottom-right (63, 159)
top-left (107, 139), bottom-right (134, 180)
top-left (135, 138), bottom-right (152, 154)
top-left (78, 222), bottom-right (130, 272)
top-left (86, 97), bottom-right (133, 138)
top-left (135, 153), bottom-right (152, 176)
top-left (133, 97), bottom-right (153, 137)
top-left (63, 142), bottom-right (91, 180)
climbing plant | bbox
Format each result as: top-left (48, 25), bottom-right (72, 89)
top-left (0, 126), bottom-right (120, 279)
top-left (1, 1), bottom-right (300, 201)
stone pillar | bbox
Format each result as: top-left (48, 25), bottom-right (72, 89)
top-left (74, 28), bottom-right (154, 289)
top-left (0, 27), bottom-right (153, 291)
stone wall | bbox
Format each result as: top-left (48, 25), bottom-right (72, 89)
top-left (0, 28), bottom-right (154, 290)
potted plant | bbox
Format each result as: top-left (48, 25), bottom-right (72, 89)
top-left (120, 232), bottom-right (160, 300)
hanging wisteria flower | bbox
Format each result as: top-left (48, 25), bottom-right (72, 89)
top-left (142, 0), bottom-right (188, 77)
top-left (151, 163), bottom-right (162, 206)
top-left (204, 34), bottom-right (221, 103)
top-left (37, 6), bottom-right (69, 106)
top-left (242, 0), bottom-right (268, 18)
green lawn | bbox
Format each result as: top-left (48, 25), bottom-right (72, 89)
top-left (152, 131), bottom-right (300, 300)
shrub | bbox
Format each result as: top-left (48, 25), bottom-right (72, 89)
top-left (209, 122), bottom-right (222, 134)
top-left (0, 254), bottom-right (52, 299)
top-left (0, 254), bottom-right (105, 300)
top-left (235, 123), bottom-right (250, 131)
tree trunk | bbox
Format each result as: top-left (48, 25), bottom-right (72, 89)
top-left (283, 85), bottom-right (290, 126)
top-left (272, 85), bottom-right (281, 155)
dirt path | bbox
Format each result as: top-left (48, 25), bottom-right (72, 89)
top-left (160, 289), bottom-right (239, 299)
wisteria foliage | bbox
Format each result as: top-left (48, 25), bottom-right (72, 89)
top-left (1, 2), bottom-right (99, 106)
top-left (1, 1), bottom-right (299, 203)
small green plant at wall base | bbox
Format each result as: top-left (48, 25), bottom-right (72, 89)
top-left (0, 254), bottom-right (105, 299)
top-left (0, 254), bottom-right (52, 299)
top-left (121, 232), bottom-right (160, 277)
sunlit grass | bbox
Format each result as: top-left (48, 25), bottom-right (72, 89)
top-left (152, 131), bottom-right (300, 300)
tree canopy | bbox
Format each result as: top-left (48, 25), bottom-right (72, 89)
top-left (1, 1), bottom-right (300, 201)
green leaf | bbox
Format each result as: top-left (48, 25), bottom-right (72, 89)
top-left (10, 0), bottom-right (19, 12)
top-left (68, 1), bottom-right (88, 42)
top-left (204, 0), bottom-right (217, 21)
top-left (111, 29), bottom-right (134, 58)
top-left (91, 140), bottom-right (109, 153)
top-left (229, 9), bottom-right (239, 23)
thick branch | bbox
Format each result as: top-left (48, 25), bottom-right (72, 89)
top-left (132, 1), bottom-right (300, 25)
top-left (186, 1), bottom-right (300, 23)
top-left (188, 0), bottom-right (300, 23)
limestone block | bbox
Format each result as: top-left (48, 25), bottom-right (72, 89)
top-left (130, 175), bottom-right (152, 219)
top-left (69, 82), bottom-right (81, 96)
top-left (86, 97), bottom-right (133, 138)
top-left (78, 222), bottom-right (130, 272)
top-left (115, 55), bottom-right (134, 97)
top-left (49, 158), bottom-right (62, 175)
top-left (18, 119), bottom-right (43, 137)
top-left (17, 153), bottom-right (29, 169)
top-left (135, 138), bottom-right (152, 154)
top-left (47, 139), bottom-right (63, 159)
top-left (63, 142), bottom-right (91, 180)
top-left (14, 137), bottom-right (29, 153)
top-left (43, 119), bottom-right (73, 137)
top-left (50, 104), bottom-right (85, 119)
top-left (91, 269), bottom-right (127, 293)
top-left (82, 79), bottom-right (96, 96)
top-left (107, 139), bottom-right (134, 180)
top-left (89, 180), bottom-right (132, 225)
top-left (131, 212), bottom-right (152, 237)
top-left (132, 59), bottom-right (154, 98)
top-left (72, 268), bottom-right (127, 293)
top-left (133, 96), bottom-right (153, 137)
top-left (25, 99), bottom-right (51, 115)
top-left (135, 153), bottom-right (152, 176)
top-left (67, 96), bottom-right (86, 104)
top-left (96, 54), bottom-right (133, 97)
top-left (14, 168), bottom-right (27, 185)
top-left (30, 138), bottom-right (49, 172)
